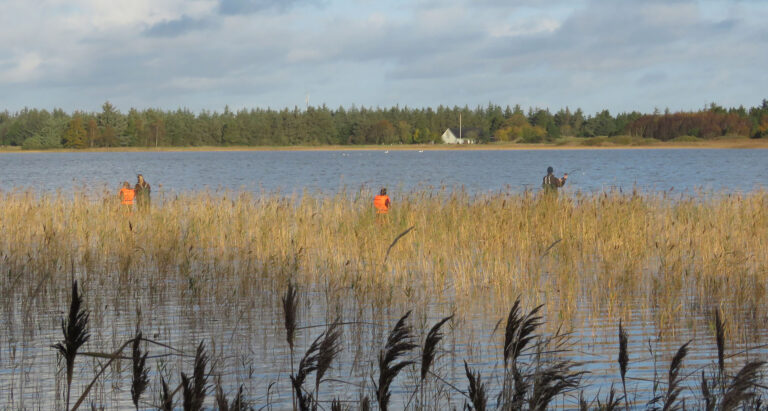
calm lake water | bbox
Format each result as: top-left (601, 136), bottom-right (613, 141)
top-left (1, 148), bottom-right (767, 409)
top-left (1, 148), bottom-right (766, 195)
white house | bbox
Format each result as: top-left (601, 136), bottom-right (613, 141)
top-left (440, 128), bottom-right (476, 144)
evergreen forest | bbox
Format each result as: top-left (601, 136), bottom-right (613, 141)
top-left (2, 100), bottom-right (767, 150)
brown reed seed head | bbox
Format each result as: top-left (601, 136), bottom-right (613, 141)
top-left (618, 320), bottom-right (629, 380)
top-left (421, 315), bottom-right (453, 381)
top-left (282, 283), bottom-right (298, 351)
top-left (464, 360), bottom-right (487, 411)
top-left (51, 279), bottom-right (90, 410)
top-left (130, 331), bottom-right (149, 409)
top-left (377, 311), bottom-right (417, 411)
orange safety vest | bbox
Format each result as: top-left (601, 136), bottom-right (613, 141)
top-left (120, 188), bottom-right (135, 205)
top-left (373, 195), bottom-right (390, 213)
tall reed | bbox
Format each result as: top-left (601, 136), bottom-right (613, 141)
top-left (4, 189), bottom-right (768, 333)
top-left (52, 280), bottom-right (90, 411)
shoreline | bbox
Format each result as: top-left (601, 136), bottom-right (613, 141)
top-left (2, 138), bottom-right (767, 153)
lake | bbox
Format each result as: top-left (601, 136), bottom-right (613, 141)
top-left (1, 148), bottom-right (767, 409)
top-left (1, 148), bottom-right (766, 195)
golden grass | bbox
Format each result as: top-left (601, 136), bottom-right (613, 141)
top-left (1, 189), bottom-right (766, 336)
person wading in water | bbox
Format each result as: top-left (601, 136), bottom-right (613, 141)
top-left (134, 174), bottom-right (151, 210)
top-left (119, 181), bottom-right (135, 213)
top-left (373, 188), bottom-right (391, 223)
top-left (542, 166), bottom-right (568, 194)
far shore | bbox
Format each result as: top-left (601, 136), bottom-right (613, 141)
top-left (2, 136), bottom-right (767, 153)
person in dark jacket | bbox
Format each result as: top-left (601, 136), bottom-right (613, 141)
top-left (134, 174), bottom-right (151, 209)
top-left (542, 166), bottom-right (568, 193)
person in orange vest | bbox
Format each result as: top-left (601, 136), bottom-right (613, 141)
top-left (374, 187), bottom-right (391, 214)
top-left (119, 181), bottom-right (135, 210)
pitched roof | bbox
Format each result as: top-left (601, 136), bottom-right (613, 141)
top-left (447, 127), bottom-right (483, 137)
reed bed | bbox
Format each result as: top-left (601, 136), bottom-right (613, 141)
top-left (37, 280), bottom-right (768, 410)
top-left (0, 188), bottom-right (766, 334)
top-left (1, 187), bottom-right (768, 409)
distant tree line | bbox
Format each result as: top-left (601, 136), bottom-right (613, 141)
top-left (1, 100), bottom-right (767, 150)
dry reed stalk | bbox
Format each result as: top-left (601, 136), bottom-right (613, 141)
top-left (215, 383), bottom-right (250, 411)
top-left (527, 359), bottom-right (585, 410)
top-left (658, 340), bottom-right (690, 411)
top-left (383, 225), bottom-right (415, 264)
top-left (503, 298), bottom-right (543, 368)
top-left (420, 315), bottom-right (452, 382)
top-left (376, 311), bottom-right (417, 411)
top-left (701, 370), bottom-right (714, 411)
top-left (4, 189), bottom-right (768, 343)
top-left (595, 385), bottom-right (622, 411)
top-left (290, 331), bottom-right (324, 411)
top-left (329, 398), bottom-right (345, 411)
top-left (130, 330), bottom-right (149, 411)
top-left (720, 361), bottom-right (764, 410)
top-left (52, 280), bottom-right (90, 411)
top-left (181, 341), bottom-right (209, 411)
top-left (159, 376), bottom-right (175, 411)
top-left (359, 396), bottom-right (370, 411)
top-left (463, 361), bottom-right (487, 411)
top-left (715, 309), bottom-right (726, 389)
top-left (315, 321), bottom-right (342, 410)
top-left (282, 284), bottom-right (299, 349)
top-left (618, 320), bottom-right (629, 411)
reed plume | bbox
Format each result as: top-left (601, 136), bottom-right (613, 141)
top-left (503, 298), bottom-right (543, 367)
top-left (290, 332), bottom-right (323, 411)
top-left (376, 311), bottom-right (417, 411)
top-left (420, 315), bottom-right (452, 381)
top-left (182, 341), bottom-right (209, 411)
top-left (315, 321), bottom-right (343, 409)
top-left (359, 396), bottom-right (370, 411)
top-left (464, 361), bottom-right (487, 411)
top-left (215, 383), bottom-right (251, 411)
top-left (660, 340), bottom-right (690, 411)
top-left (282, 283), bottom-right (299, 409)
top-left (701, 371), bottom-right (714, 411)
top-left (52, 280), bottom-right (90, 411)
top-left (618, 320), bottom-right (629, 411)
top-left (720, 361), bottom-right (764, 411)
top-left (579, 391), bottom-right (589, 410)
top-left (596, 385), bottom-right (622, 411)
top-left (158, 376), bottom-right (175, 411)
top-left (527, 360), bottom-right (585, 410)
top-left (715, 309), bottom-right (726, 387)
top-left (130, 331), bottom-right (149, 411)
top-left (330, 398), bottom-right (345, 411)
top-left (283, 283), bottom-right (299, 353)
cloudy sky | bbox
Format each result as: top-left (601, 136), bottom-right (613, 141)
top-left (1, 0), bottom-right (766, 115)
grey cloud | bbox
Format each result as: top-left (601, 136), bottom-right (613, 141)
top-left (144, 16), bottom-right (214, 38)
top-left (637, 71), bottom-right (668, 85)
top-left (3, 0), bottom-right (767, 114)
top-left (218, 0), bottom-right (323, 15)
top-left (480, 0), bottom-right (743, 73)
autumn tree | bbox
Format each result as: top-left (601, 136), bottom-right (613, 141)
top-left (63, 116), bottom-right (88, 148)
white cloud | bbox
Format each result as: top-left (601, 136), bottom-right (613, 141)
top-left (489, 17), bottom-right (561, 37)
top-left (0, 53), bottom-right (43, 83)
top-left (0, 0), bottom-right (765, 114)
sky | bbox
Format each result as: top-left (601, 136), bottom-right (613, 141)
top-left (1, 0), bottom-right (766, 115)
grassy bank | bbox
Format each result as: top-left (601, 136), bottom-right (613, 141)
top-left (1, 189), bottom-right (767, 335)
top-left (2, 136), bottom-right (767, 153)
